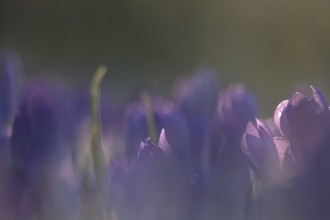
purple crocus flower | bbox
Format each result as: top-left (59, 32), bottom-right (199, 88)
top-left (155, 70), bottom-right (220, 220)
top-left (274, 86), bottom-right (330, 174)
top-left (208, 83), bottom-right (257, 179)
top-left (10, 82), bottom-right (80, 220)
top-left (202, 83), bottom-right (256, 220)
top-left (241, 86), bottom-right (330, 220)
top-left (274, 86), bottom-right (330, 219)
top-left (172, 68), bottom-right (220, 176)
top-left (108, 138), bottom-right (192, 220)
top-left (218, 83), bottom-right (257, 141)
top-left (187, 84), bottom-right (256, 220)
top-left (241, 119), bottom-right (282, 185)
top-left (159, 108), bottom-right (192, 173)
top-left (241, 119), bottom-right (288, 220)
top-left (159, 109), bottom-right (207, 220)
top-left (241, 116), bottom-right (318, 220)
top-left (11, 83), bottom-right (63, 175)
top-left (124, 98), bottom-right (165, 161)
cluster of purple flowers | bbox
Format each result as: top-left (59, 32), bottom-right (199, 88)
top-left (1, 52), bottom-right (330, 220)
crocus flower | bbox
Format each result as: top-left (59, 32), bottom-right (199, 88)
top-left (241, 118), bottom-right (310, 220)
top-left (242, 85), bottom-right (330, 220)
top-left (158, 109), bottom-right (192, 172)
top-left (157, 70), bottom-right (221, 219)
top-left (197, 83), bottom-right (257, 220)
top-left (218, 83), bottom-right (257, 141)
top-left (124, 98), bottom-right (165, 162)
top-left (241, 120), bottom-right (282, 220)
top-left (241, 119), bottom-right (282, 186)
top-left (159, 110), bottom-right (206, 220)
top-left (10, 84), bottom-right (59, 220)
top-left (173, 68), bottom-right (220, 176)
top-left (207, 83), bottom-right (257, 178)
top-left (11, 83), bottom-right (64, 176)
top-left (10, 82), bottom-right (80, 220)
top-left (274, 86), bottom-right (330, 174)
top-left (274, 86), bottom-right (330, 220)
top-left (108, 138), bottom-right (192, 220)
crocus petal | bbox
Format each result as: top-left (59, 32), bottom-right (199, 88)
top-left (273, 137), bottom-right (293, 167)
top-left (257, 119), bottom-right (273, 139)
top-left (174, 68), bottom-right (220, 120)
top-left (242, 120), bottom-right (282, 184)
top-left (137, 138), bottom-right (165, 160)
top-left (124, 102), bottom-right (164, 161)
top-left (244, 121), bottom-right (260, 138)
top-left (289, 92), bottom-right (308, 106)
top-left (310, 85), bottom-right (328, 112)
top-left (173, 69), bottom-right (221, 176)
top-left (109, 140), bottom-right (192, 220)
top-left (286, 93), bottom-right (315, 139)
top-left (274, 100), bottom-right (289, 136)
top-left (241, 121), bottom-right (263, 172)
top-left (241, 132), bottom-right (264, 172)
top-left (162, 109), bottom-right (192, 171)
top-left (158, 129), bottom-right (172, 155)
top-left (258, 124), bottom-right (278, 161)
top-left (0, 52), bottom-right (23, 132)
top-left (281, 86), bottom-right (330, 173)
top-left (218, 83), bottom-right (257, 140)
top-left (287, 89), bottom-right (329, 145)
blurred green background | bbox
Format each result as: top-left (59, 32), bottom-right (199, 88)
top-left (2, 0), bottom-right (330, 116)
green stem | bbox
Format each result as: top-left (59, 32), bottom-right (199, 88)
top-left (90, 65), bottom-right (108, 220)
top-left (141, 92), bottom-right (157, 143)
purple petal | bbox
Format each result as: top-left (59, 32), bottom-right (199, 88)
top-left (274, 100), bottom-right (289, 136)
top-left (124, 102), bottom-right (164, 161)
top-left (158, 129), bottom-right (172, 155)
top-left (218, 83), bottom-right (257, 140)
top-left (10, 83), bottom-right (68, 185)
top-left (273, 137), bottom-right (293, 168)
top-left (241, 132), bottom-right (264, 172)
top-left (258, 124), bottom-right (276, 155)
top-left (173, 69), bottom-right (220, 175)
top-left (0, 52), bottom-right (23, 132)
top-left (245, 121), bottom-right (260, 138)
top-left (174, 68), bottom-right (220, 121)
top-left (257, 119), bottom-right (273, 139)
top-left (288, 92), bottom-right (308, 106)
top-left (286, 93), bottom-right (314, 136)
top-left (310, 85), bottom-right (329, 112)
top-left (286, 90), bottom-right (329, 152)
top-left (162, 109), bottom-right (192, 171)
top-left (242, 120), bottom-right (282, 180)
top-left (137, 138), bottom-right (165, 160)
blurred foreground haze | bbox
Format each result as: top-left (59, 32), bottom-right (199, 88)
top-left (2, 0), bottom-right (330, 115)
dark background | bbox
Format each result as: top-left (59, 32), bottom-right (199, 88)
top-left (2, 0), bottom-right (330, 116)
